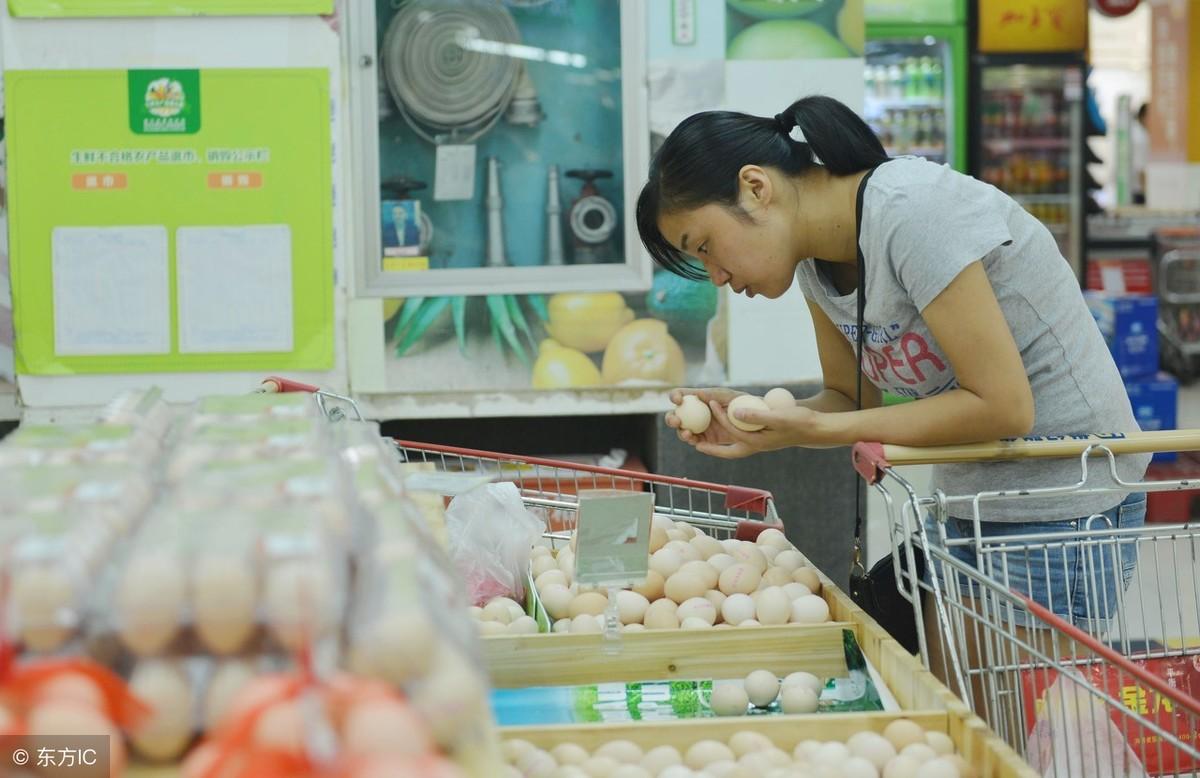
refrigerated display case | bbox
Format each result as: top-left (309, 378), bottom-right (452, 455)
top-left (974, 60), bottom-right (1087, 278)
top-left (865, 0), bottom-right (967, 172)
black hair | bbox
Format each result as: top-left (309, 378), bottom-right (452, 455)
top-left (1137, 103), bottom-right (1149, 123)
top-left (636, 95), bottom-right (889, 280)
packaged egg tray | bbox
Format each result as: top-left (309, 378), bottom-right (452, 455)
top-left (0, 423), bottom-right (163, 467)
top-left (187, 391), bottom-right (323, 423)
top-left (501, 516), bottom-right (829, 637)
top-left (90, 503), bottom-right (348, 665)
top-left (164, 417), bottom-right (328, 483)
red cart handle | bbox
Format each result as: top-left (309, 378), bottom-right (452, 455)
top-left (261, 376), bottom-right (321, 394)
top-left (852, 441), bottom-right (890, 485)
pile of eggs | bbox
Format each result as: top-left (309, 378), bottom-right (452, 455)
top-left (471, 596), bottom-right (542, 636)
top-left (533, 518), bottom-right (828, 634)
top-left (502, 719), bottom-right (976, 778)
top-left (709, 670), bottom-right (823, 717)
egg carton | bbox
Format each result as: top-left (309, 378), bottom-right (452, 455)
top-left (0, 422), bottom-right (164, 468)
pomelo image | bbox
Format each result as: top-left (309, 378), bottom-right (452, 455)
top-left (725, 0), bottom-right (859, 60)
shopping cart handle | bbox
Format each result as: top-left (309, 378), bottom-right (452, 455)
top-left (852, 442), bottom-right (889, 485)
top-left (261, 376), bottom-right (321, 394)
top-left (863, 429), bottom-right (1200, 466)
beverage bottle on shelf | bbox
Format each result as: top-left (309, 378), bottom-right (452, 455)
top-left (878, 111), bottom-right (893, 148)
top-left (917, 110), bottom-right (933, 150)
top-left (864, 65), bottom-right (876, 98)
top-left (919, 57), bottom-right (934, 100)
top-left (887, 64), bottom-right (904, 101)
top-left (905, 58), bottom-right (921, 99)
top-left (930, 58), bottom-right (944, 100)
top-left (931, 109), bottom-right (946, 153)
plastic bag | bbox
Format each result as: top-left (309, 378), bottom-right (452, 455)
top-left (1026, 676), bottom-right (1149, 778)
top-left (445, 482), bottom-right (544, 606)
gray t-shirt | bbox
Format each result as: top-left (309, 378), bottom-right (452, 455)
top-left (796, 157), bottom-right (1150, 522)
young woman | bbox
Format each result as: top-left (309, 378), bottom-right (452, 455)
top-left (637, 95), bottom-right (1149, 647)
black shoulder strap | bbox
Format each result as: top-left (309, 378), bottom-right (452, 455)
top-left (851, 165), bottom-right (880, 577)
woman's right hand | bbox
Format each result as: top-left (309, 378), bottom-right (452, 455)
top-left (665, 387), bottom-right (745, 447)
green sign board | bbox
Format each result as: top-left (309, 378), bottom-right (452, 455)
top-left (866, 0), bottom-right (960, 25)
top-left (6, 68), bottom-right (334, 375)
top-left (9, 0), bottom-right (332, 16)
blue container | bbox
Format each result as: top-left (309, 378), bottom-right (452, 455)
top-left (1086, 292), bottom-right (1159, 380)
top-left (1125, 371), bottom-right (1179, 463)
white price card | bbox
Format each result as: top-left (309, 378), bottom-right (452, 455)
top-left (433, 144), bottom-right (477, 201)
top-left (574, 489), bottom-right (653, 588)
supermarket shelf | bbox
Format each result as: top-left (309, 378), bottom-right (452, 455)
top-left (0, 380), bottom-right (18, 422)
top-left (865, 96), bottom-right (945, 111)
top-left (983, 137), bottom-right (1070, 153)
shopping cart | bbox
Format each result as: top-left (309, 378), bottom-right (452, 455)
top-left (854, 430), bottom-right (1200, 776)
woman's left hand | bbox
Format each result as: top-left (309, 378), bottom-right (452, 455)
top-left (694, 399), bottom-right (829, 459)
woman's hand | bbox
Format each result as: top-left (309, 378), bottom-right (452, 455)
top-left (666, 388), bottom-right (833, 459)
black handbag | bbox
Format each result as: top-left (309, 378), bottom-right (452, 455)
top-left (845, 165), bottom-right (925, 655)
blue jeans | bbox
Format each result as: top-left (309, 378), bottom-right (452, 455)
top-left (925, 492), bottom-right (1147, 630)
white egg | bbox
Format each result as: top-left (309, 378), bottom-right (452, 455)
top-left (772, 549), bottom-right (806, 573)
top-left (204, 659), bottom-right (257, 732)
top-left (502, 739), bottom-right (536, 763)
top-left (780, 685), bottom-right (819, 714)
top-left (899, 743), bottom-right (937, 764)
top-left (551, 743), bottom-right (590, 765)
top-left (531, 545), bottom-right (553, 560)
top-left (641, 745), bottom-right (683, 773)
top-left (116, 553), bottom-right (187, 655)
top-left (709, 683), bottom-right (749, 716)
top-left (481, 599), bottom-right (514, 624)
top-left (883, 719), bottom-right (927, 751)
top-left (686, 740), bottom-right (736, 770)
top-left (582, 756), bottom-right (620, 776)
top-left (570, 614), bottom-right (603, 634)
top-left (664, 540), bottom-right (702, 564)
top-left (193, 554), bottom-right (257, 655)
top-left (517, 749), bottom-right (557, 776)
top-left (882, 755), bottom-right (921, 778)
top-left (616, 590), bottom-right (651, 625)
top-left (11, 565), bottom-right (76, 653)
top-left (718, 564), bottom-right (761, 596)
top-left (568, 592), bottom-right (609, 618)
top-left (759, 567), bottom-right (794, 588)
top-left (754, 527), bottom-right (790, 548)
top-left (532, 555), bottom-right (559, 578)
top-left (678, 560), bottom-right (720, 589)
top-left (622, 623), bottom-right (646, 633)
top-left (782, 582), bottom-right (812, 601)
top-left (677, 597), bottom-right (718, 625)
top-left (595, 739), bottom-right (643, 764)
top-left (690, 534), bottom-right (725, 560)
top-left (650, 548), bottom-right (684, 579)
top-left (703, 589), bottom-right (728, 619)
top-left (792, 566), bottom-right (822, 593)
top-left (676, 394), bottom-right (713, 434)
top-left (727, 395), bottom-right (770, 432)
top-left (739, 752), bottom-right (777, 774)
top-left (762, 747), bottom-right (791, 767)
top-left (790, 595), bottom-right (831, 624)
top-left (754, 587), bottom-right (791, 626)
top-left (847, 732), bottom-right (897, 768)
top-left (729, 543), bottom-right (769, 573)
top-left (507, 616), bottom-right (540, 635)
top-left (842, 756), bottom-right (882, 778)
top-left (759, 546), bottom-right (782, 564)
top-left (643, 600), bottom-right (680, 630)
top-left (681, 617), bottom-right (712, 630)
top-left (553, 619), bottom-right (571, 634)
top-left (478, 620), bottom-right (508, 636)
top-left (665, 572), bottom-right (708, 604)
top-left (658, 766), bottom-right (694, 778)
top-left (793, 740), bottom-right (822, 760)
top-left (739, 618), bottom-right (761, 627)
top-left (609, 766), bottom-right (652, 778)
top-left (763, 387), bottom-right (796, 411)
top-left (707, 553), bottom-right (737, 573)
top-left (721, 593), bottom-right (756, 625)
top-left (128, 659), bottom-right (194, 761)
top-left (703, 760), bottom-right (742, 778)
top-left (922, 757), bottom-right (961, 778)
top-left (720, 538), bottom-right (742, 554)
top-left (536, 569), bottom-right (569, 591)
top-left (782, 671), bottom-right (824, 695)
top-left (728, 730), bottom-right (773, 757)
top-left (540, 584), bottom-right (574, 621)
top-left (925, 731), bottom-right (955, 756)
top-left (743, 670), bottom-right (779, 708)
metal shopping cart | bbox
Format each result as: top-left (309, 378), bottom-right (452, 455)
top-left (854, 430), bottom-right (1200, 776)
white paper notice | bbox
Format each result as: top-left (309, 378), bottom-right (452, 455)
top-left (176, 225), bottom-right (294, 353)
top-left (433, 144), bottom-right (476, 201)
top-left (52, 226), bottom-right (170, 356)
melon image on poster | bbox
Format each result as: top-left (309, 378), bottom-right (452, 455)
top-left (6, 68), bottom-right (333, 375)
top-left (8, 0), bottom-right (332, 16)
top-left (726, 0), bottom-right (863, 59)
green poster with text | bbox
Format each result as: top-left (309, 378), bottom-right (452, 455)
top-left (9, 0), bottom-right (332, 16)
top-left (6, 68), bottom-right (334, 375)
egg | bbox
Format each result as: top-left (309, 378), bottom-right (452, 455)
top-left (204, 659), bottom-right (257, 732)
top-left (686, 740), bottom-right (736, 770)
top-left (676, 597), bottom-right (718, 625)
top-left (729, 543), bottom-right (769, 573)
top-left (790, 595), bottom-right (831, 624)
top-left (553, 619), bottom-right (571, 634)
top-left (755, 527), bottom-right (790, 548)
top-left (664, 540), bottom-right (702, 563)
top-left (410, 652), bottom-right (487, 748)
top-left (516, 749), bottom-right (557, 776)
top-left (883, 755), bottom-right (921, 778)
top-left (754, 586), bottom-right (791, 625)
top-left (127, 660), bottom-right (194, 761)
top-left (254, 700), bottom-right (307, 754)
top-left (467, 606), bottom-right (484, 620)
top-left (192, 555), bottom-right (257, 655)
top-left (664, 571), bottom-right (707, 604)
top-left (540, 584), bottom-right (574, 621)
top-left (666, 529), bottom-right (690, 542)
top-left (676, 394), bottom-right (713, 434)
top-left (743, 670), bottom-right (779, 708)
top-left (615, 590), bottom-right (650, 624)
top-left (570, 614), bottom-right (604, 634)
top-left (508, 616), bottom-right (540, 634)
top-left (595, 739), bottom-right (642, 764)
top-left (11, 565), bottom-right (76, 652)
top-left (568, 592), bottom-right (609, 618)
top-left (703, 589), bottom-right (727, 619)
top-left (502, 738), bottom-right (536, 763)
top-left (632, 570), bottom-right (666, 600)
top-left (552, 743), bottom-right (590, 765)
top-left (793, 566), bottom-right (822, 592)
top-left (649, 524), bottom-right (670, 553)
top-left (846, 732), bottom-right (896, 768)
top-left (759, 567), bottom-right (793, 588)
top-left (740, 618), bottom-right (761, 627)
top-left (641, 745), bottom-right (683, 772)
top-left (727, 395), bottom-right (770, 432)
top-left (720, 538), bottom-right (742, 553)
top-left (727, 733), bottom-right (770, 757)
top-left (28, 701), bottom-right (126, 776)
top-left (681, 617), bottom-right (712, 630)
top-left (718, 564), bottom-right (761, 596)
top-left (721, 593), bottom-right (756, 625)
top-left (535, 570), bottom-right (569, 591)
top-left (479, 620), bottom-right (508, 636)
top-left (689, 534), bottom-right (724, 561)
top-left (263, 560), bottom-right (337, 651)
top-left (709, 682), bottom-right (749, 716)
top-left (343, 697), bottom-right (433, 756)
top-left (899, 742), bottom-right (937, 763)
top-left (622, 623), bottom-right (646, 633)
top-left (759, 546), bottom-right (782, 564)
top-left (772, 550), bottom-right (805, 573)
top-left (116, 552), bottom-right (186, 655)
top-left (884, 719), bottom-right (927, 751)
top-left (763, 387), bottom-right (796, 411)
top-left (678, 560), bottom-right (720, 589)
top-left (707, 553), bottom-right (737, 573)
top-left (780, 685), bottom-right (819, 714)
top-left (842, 756), bottom-right (881, 778)
top-left (738, 752), bottom-right (776, 774)
top-left (782, 582), bottom-right (812, 601)
top-left (531, 544), bottom-right (553, 559)
top-left (33, 673), bottom-right (106, 710)
top-left (643, 600), bottom-right (680, 630)
top-left (922, 758), bottom-right (961, 778)
top-left (650, 548), bottom-right (684, 579)
top-left (925, 731), bottom-right (955, 756)
top-left (581, 756), bottom-right (620, 776)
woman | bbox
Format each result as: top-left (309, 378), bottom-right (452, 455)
top-left (637, 95), bottom-right (1149, 647)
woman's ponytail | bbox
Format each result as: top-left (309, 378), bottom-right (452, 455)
top-left (776, 95), bottom-right (889, 176)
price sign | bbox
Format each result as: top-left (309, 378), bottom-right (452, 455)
top-left (573, 490), bottom-right (653, 588)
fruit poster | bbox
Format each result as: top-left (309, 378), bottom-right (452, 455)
top-left (6, 68), bottom-right (333, 375)
top-left (8, 0), bottom-right (332, 16)
top-left (726, 0), bottom-right (864, 59)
